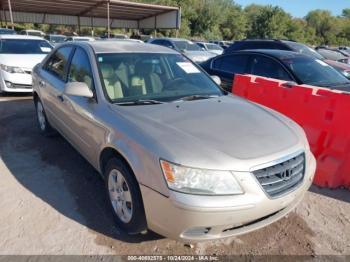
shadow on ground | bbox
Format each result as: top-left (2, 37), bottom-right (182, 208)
top-left (0, 98), bottom-right (163, 244)
top-left (309, 185), bottom-right (350, 204)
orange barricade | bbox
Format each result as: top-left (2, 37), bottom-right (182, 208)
top-left (232, 74), bottom-right (350, 189)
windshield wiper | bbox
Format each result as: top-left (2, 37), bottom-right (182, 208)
top-left (330, 82), bottom-right (350, 87)
top-left (115, 99), bottom-right (164, 106)
top-left (175, 94), bottom-right (220, 102)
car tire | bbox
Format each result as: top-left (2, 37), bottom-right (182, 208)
top-left (105, 158), bottom-right (147, 235)
top-left (34, 98), bottom-right (56, 136)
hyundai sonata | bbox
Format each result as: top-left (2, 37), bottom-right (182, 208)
top-left (32, 41), bottom-right (316, 241)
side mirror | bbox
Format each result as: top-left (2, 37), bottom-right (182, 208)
top-left (64, 82), bottom-right (93, 98)
top-left (211, 75), bottom-right (222, 86)
top-left (281, 81), bottom-right (297, 88)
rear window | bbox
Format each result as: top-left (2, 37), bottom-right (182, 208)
top-left (207, 44), bottom-right (223, 51)
top-left (285, 42), bottom-right (324, 60)
top-left (0, 39), bottom-right (52, 54)
top-left (173, 41), bottom-right (202, 51)
top-left (228, 41), bottom-right (290, 51)
top-left (213, 54), bottom-right (249, 74)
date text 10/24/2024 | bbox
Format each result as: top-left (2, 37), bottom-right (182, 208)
top-left (127, 256), bottom-right (219, 261)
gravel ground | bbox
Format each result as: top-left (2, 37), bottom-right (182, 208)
top-left (0, 95), bottom-right (349, 256)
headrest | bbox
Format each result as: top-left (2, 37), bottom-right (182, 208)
top-left (135, 60), bottom-right (153, 75)
top-left (101, 64), bottom-right (114, 79)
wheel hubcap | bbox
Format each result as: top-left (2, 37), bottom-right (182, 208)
top-left (108, 169), bottom-right (133, 223)
top-left (37, 102), bottom-right (46, 131)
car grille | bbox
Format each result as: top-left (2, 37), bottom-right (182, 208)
top-left (252, 153), bottom-right (305, 198)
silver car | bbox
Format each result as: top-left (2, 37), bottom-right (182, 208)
top-left (32, 41), bottom-right (316, 242)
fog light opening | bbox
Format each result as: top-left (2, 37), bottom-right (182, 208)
top-left (5, 81), bottom-right (12, 88)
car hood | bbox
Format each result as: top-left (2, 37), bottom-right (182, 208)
top-left (111, 96), bottom-right (300, 169)
top-left (325, 59), bottom-right (350, 71)
top-left (0, 54), bottom-right (47, 69)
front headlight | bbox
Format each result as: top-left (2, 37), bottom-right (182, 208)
top-left (0, 64), bottom-right (25, 74)
top-left (160, 160), bottom-right (243, 195)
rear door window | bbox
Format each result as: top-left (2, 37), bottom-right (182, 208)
top-left (44, 46), bottom-right (73, 81)
top-left (212, 54), bottom-right (250, 74)
top-left (250, 55), bottom-right (293, 81)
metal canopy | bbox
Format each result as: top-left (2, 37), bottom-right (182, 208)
top-left (0, 0), bottom-right (181, 30)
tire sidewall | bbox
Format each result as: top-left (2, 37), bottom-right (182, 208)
top-left (35, 98), bottom-right (54, 136)
top-left (105, 158), bottom-right (147, 234)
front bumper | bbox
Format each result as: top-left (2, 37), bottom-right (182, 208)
top-left (0, 70), bottom-right (33, 93)
top-left (141, 151), bottom-right (316, 242)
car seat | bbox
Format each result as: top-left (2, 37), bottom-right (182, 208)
top-left (100, 64), bottom-right (124, 100)
top-left (130, 61), bottom-right (163, 96)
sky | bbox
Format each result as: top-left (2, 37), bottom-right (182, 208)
top-left (234, 0), bottom-right (349, 18)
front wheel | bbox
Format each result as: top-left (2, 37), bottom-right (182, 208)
top-left (35, 98), bottom-right (56, 136)
top-left (105, 158), bottom-right (147, 234)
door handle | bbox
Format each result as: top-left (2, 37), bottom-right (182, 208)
top-left (57, 95), bottom-right (64, 102)
top-left (39, 80), bottom-right (46, 88)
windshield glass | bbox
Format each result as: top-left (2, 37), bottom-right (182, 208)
top-left (317, 49), bottom-right (347, 61)
top-left (207, 44), bottom-right (223, 51)
top-left (27, 31), bottom-right (43, 37)
top-left (97, 53), bottom-right (223, 103)
top-left (283, 56), bottom-right (350, 87)
top-left (0, 29), bottom-right (15, 35)
top-left (286, 42), bottom-right (324, 60)
top-left (50, 35), bottom-right (66, 43)
top-left (173, 41), bottom-right (202, 51)
top-left (0, 39), bottom-right (52, 54)
top-left (75, 38), bottom-right (92, 42)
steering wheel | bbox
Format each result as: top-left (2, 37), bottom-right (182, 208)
top-left (164, 78), bottom-right (188, 91)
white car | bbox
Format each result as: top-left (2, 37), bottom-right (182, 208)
top-left (0, 35), bottom-right (53, 93)
top-left (19, 29), bottom-right (46, 37)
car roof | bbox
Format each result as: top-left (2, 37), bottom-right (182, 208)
top-left (233, 49), bottom-right (311, 60)
top-left (73, 41), bottom-right (179, 54)
top-left (239, 39), bottom-right (293, 43)
top-left (0, 34), bottom-right (44, 40)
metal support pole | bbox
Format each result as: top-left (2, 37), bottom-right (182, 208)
top-left (91, 16), bottom-right (94, 37)
top-left (3, 9), bottom-right (7, 28)
top-left (7, 0), bottom-right (14, 30)
top-left (107, 0), bottom-right (110, 38)
top-left (77, 16), bottom-right (81, 35)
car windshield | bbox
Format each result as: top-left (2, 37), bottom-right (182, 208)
top-left (286, 42), bottom-right (324, 60)
top-left (27, 31), bottom-right (43, 37)
top-left (97, 53), bottom-right (223, 103)
top-left (207, 44), bottom-right (223, 51)
top-left (50, 35), bottom-right (66, 43)
top-left (0, 29), bottom-right (15, 35)
top-left (173, 41), bottom-right (202, 51)
top-left (75, 38), bottom-right (91, 42)
top-left (0, 39), bottom-right (53, 54)
top-left (317, 49), bottom-right (347, 61)
top-left (283, 56), bottom-right (350, 87)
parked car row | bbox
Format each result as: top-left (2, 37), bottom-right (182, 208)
top-left (202, 39), bottom-right (350, 89)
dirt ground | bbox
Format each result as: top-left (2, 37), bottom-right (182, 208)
top-left (0, 95), bottom-right (349, 256)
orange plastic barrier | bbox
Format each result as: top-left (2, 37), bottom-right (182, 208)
top-left (232, 74), bottom-right (350, 189)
